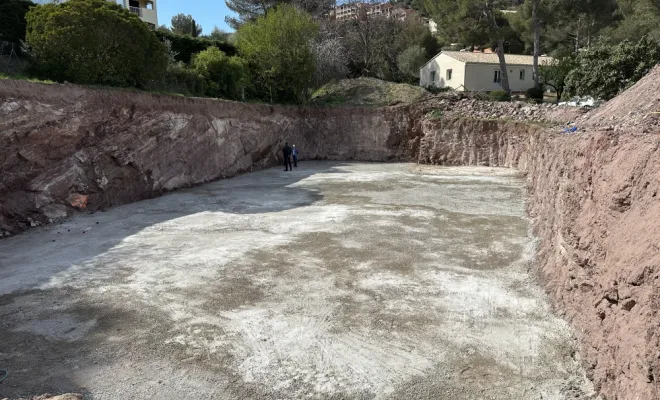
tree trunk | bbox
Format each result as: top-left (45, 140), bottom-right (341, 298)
top-left (496, 40), bottom-right (511, 94)
top-left (485, 2), bottom-right (510, 94)
top-left (532, 0), bottom-right (541, 89)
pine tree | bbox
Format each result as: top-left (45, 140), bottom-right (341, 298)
top-left (171, 13), bottom-right (202, 37)
top-left (423, 0), bottom-right (514, 93)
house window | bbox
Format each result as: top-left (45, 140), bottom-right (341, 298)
top-left (494, 70), bottom-right (501, 83)
top-left (519, 69), bottom-right (525, 80)
top-left (446, 69), bottom-right (453, 81)
top-left (430, 71), bottom-right (436, 82)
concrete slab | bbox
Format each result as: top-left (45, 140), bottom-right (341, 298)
top-left (0, 162), bottom-right (595, 399)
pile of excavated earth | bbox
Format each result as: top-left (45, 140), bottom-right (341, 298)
top-left (1, 66), bottom-right (659, 400)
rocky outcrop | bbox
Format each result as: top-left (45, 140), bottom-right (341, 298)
top-left (417, 117), bottom-right (541, 167)
top-left (0, 80), bottom-right (417, 234)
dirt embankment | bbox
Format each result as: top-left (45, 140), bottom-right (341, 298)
top-left (2, 73), bottom-right (660, 400)
top-left (523, 130), bottom-right (660, 400)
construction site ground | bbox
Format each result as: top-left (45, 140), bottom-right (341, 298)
top-left (0, 163), bottom-right (596, 399)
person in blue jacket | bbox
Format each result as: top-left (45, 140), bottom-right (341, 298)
top-left (292, 145), bottom-right (299, 168)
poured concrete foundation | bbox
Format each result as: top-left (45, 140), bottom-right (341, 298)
top-left (0, 163), bottom-right (595, 399)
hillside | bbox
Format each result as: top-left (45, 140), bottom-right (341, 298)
top-left (311, 78), bottom-right (431, 107)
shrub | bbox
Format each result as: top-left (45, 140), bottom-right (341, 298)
top-left (25, 0), bottom-right (167, 87)
top-left (425, 85), bottom-right (453, 95)
top-left (426, 109), bottom-right (443, 120)
top-left (191, 47), bottom-right (248, 100)
top-left (154, 29), bottom-right (236, 64)
top-left (525, 86), bottom-right (544, 103)
top-left (397, 46), bottom-right (427, 79)
top-left (489, 90), bottom-right (511, 102)
top-left (146, 62), bottom-right (206, 96)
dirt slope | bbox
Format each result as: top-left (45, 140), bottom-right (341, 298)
top-left (523, 130), bottom-right (660, 400)
top-left (580, 65), bottom-right (660, 133)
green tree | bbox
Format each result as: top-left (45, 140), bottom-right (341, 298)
top-left (191, 47), bottom-right (248, 99)
top-left (565, 36), bottom-right (660, 100)
top-left (171, 13), bottom-right (202, 37)
top-left (539, 54), bottom-right (575, 101)
top-left (396, 16), bottom-right (441, 59)
top-left (397, 45), bottom-right (427, 81)
top-left (225, 0), bottom-right (278, 29)
top-left (423, 0), bottom-right (515, 93)
top-left (603, 0), bottom-right (660, 42)
top-left (235, 5), bottom-right (318, 103)
top-left (153, 29), bottom-right (236, 63)
top-left (25, 0), bottom-right (167, 87)
top-left (0, 0), bottom-right (35, 45)
top-left (543, 0), bottom-right (618, 54)
top-left (207, 26), bottom-right (230, 41)
top-left (225, 0), bottom-right (333, 29)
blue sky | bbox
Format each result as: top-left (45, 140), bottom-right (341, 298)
top-left (158, 0), bottom-right (237, 33)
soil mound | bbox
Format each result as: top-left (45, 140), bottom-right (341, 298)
top-left (311, 77), bottom-right (431, 106)
top-left (581, 64), bottom-right (660, 132)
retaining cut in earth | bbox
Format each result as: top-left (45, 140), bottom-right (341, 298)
top-left (1, 69), bottom-right (660, 399)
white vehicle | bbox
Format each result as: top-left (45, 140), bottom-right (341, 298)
top-left (559, 96), bottom-right (603, 107)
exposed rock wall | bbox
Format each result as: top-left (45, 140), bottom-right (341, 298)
top-left (417, 117), bottom-right (541, 168)
top-left (0, 80), bottom-right (417, 233)
top-left (2, 78), bottom-right (659, 400)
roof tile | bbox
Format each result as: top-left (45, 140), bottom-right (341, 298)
top-left (442, 51), bottom-right (553, 66)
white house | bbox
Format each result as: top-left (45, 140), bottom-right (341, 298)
top-left (419, 51), bottom-right (553, 92)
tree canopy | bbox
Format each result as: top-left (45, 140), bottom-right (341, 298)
top-left (235, 5), bottom-right (318, 103)
top-left (422, 0), bottom-right (516, 92)
top-left (0, 0), bottom-right (35, 45)
top-left (25, 0), bottom-right (167, 87)
top-left (225, 0), bottom-right (333, 29)
top-left (191, 46), bottom-right (248, 100)
top-left (171, 13), bottom-right (203, 37)
top-left (565, 36), bottom-right (660, 100)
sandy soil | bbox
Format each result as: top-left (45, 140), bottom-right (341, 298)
top-left (0, 163), bottom-right (596, 399)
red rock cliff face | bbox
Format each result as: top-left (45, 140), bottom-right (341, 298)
top-left (0, 80), bottom-right (418, 233)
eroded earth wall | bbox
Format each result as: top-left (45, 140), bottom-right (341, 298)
top-left (2, 78), bottom-right (659, 400)
top-left (524, 130), bottom-right (660, 400)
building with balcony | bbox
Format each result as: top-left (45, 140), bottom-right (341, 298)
top-left (35, 0), bottom-right (158, 28)
top-left (119, 0), bottom-right (158, 28)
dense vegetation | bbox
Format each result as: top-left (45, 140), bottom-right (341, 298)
top-left (0, 0), bottom-right (34, 44)
top-left (25, 0), bottom-right (168, 87)
top-left (1, 0), bottom-right (659, 103)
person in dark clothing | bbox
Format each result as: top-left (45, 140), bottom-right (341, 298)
top-left (283, 142), bottom-right (293, 171)
top-left (292, 145), bottom-right (299, 167)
